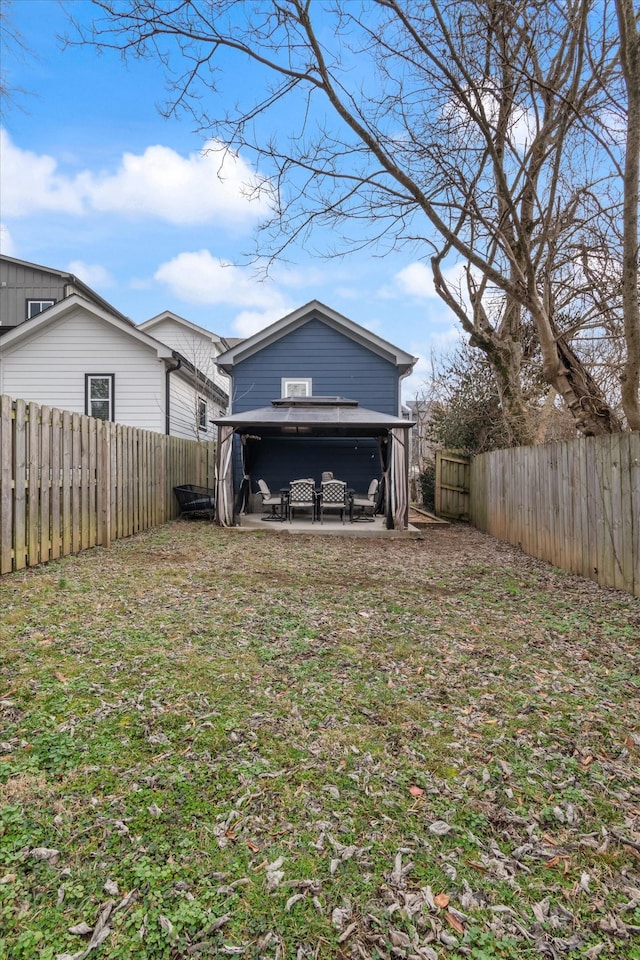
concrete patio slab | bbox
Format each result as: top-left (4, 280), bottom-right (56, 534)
top-left (233, 512), bottom-right (423, 537)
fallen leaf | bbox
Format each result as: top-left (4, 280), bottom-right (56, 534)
top-left (445, 911), bottom-right (464, 934)
top-left (429, 820), bottom-right (452, 835)
top-left (285, 893), bottom-right (304, 912)
top-left (434, 892), bottom-right (450, 909)
top-left (30, 847), bottom-right (60, 865)
top-left (159, 914), bottom-right (176, 941)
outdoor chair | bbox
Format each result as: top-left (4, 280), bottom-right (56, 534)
top-left (288, 478), bottom-right (316, 521)
top-left (349, 478), bottom-right (379, 522)
top-left (319, 479), bottom-right (347, 523)
top-left (173, 484), bottom-right (216, 520)
top-left (257, 479), bottom-right (285, 521)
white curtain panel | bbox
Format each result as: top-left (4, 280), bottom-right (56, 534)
top-left (390, 427), bottom-right (408, 530)
top-left (215, 425), bottom-right (235, 526)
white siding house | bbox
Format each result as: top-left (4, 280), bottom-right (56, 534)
top-left (139, 312), bottom-right (230, 441)
top-left (139, 312), bottom-right (230, 402)
top-left (0, 295), bottom-right (196, 435)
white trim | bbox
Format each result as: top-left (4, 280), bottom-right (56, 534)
top-left (281, 377), bottom-right (312, 398)
top-left (87, 373), bottom-right (114, 421)
top-left (27, 299), bottom-right (55, 319)
top-left (139, 310), bottom-right (225, 346)
top-left (0, 295), bottom-right (174, 359)
top-left (197, 396), bottom-right (208, 431)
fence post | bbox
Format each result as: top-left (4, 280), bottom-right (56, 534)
top-left (0, 395), bottom-right (13, 574)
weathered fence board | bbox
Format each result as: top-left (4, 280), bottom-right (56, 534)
top-left (470, 434), bottom-right (639, 598)
top-left (0, 394), bottom-right (216, 575)
top-left (435, 450), bottom-right (471, 520)
top-left (0, 395), bottom-right (12, 575)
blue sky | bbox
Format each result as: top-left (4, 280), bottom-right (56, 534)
top-left (1, 0), bottom-right (461, 397)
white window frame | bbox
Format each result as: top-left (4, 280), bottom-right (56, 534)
top-left (85, 374), bottom-right (114, 422)
top-left (26, 299), bottom-right (55, 319)
top-left (281, 377), bottom-right (312, 398)
top-left (197, 396), bottom-right (208, 432)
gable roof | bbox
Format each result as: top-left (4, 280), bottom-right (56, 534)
top-left (0, 254), bottom-right (133, 325)
top-left (216, 300), bottom-right (417, 377)
top-left (0, 294), bottom-right (174, 359)
top-left (139, 310), bottom-right (225, 346)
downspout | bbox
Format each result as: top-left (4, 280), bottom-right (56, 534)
top-left (165, 354), bottom-right (182, 435)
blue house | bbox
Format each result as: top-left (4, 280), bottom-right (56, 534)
top-left (213, 301), bottom-right (416, 528)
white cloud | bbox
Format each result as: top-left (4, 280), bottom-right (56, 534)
top-left (442, 89), bottom-right (537, 153)
top-left (379, 260), bottom-right (470, 314)
top-left (154, 249), bottom-right (289, 311)
top-left (154, 250), bottom-right (296, 336)
top-left (402, 325), bottom-right (461, 400)
top-left (233, 307), bottom-right (293, 338)
top-left (0, 129), bottom-right (85, 216)
top-left (67, 260), bottom-right (114, 289)
top-left (1, 128), bottom-right (269, 225)
top-left (83, 141), bottom-right (270, 225)
top-left (0, 223), bottom-right (15, 256)
top-left (394, 262), bottom-right (437, 299)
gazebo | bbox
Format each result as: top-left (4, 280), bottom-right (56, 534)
top-left (213, 397), bottom-right (415, 529)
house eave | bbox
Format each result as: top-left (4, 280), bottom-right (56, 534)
top-left (0, 294), bottom-right (174, 360)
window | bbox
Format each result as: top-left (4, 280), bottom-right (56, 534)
top-left (26, 299), bottom-right (55, 319)
top-left (198, 397), bottom-right (208, 431)
top-left (85, 375), bottom-right (114, 421)
top-left (281, 378), bottom-right (312, 398)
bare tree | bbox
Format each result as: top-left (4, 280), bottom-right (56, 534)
top-left (0, 0), bottom-right (31, 114)
top-left (71, 0), bottom-right (638, 437)
top-left (615, 0), bottom-right (640, 430)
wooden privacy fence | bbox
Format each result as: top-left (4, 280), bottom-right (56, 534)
top-left (470, 433), bottom-right (640, 598)
top-left (0, 395), bottom-right (216, 575)
top-left (435, 449), bottom-right (470, 520)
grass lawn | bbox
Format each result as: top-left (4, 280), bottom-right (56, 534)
top-left (1, 521), bottom-right (639, 960)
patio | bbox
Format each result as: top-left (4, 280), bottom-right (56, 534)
top-left (235, 511), bottom-right (421, 536)
top-left (232, 504), bottom-right (445, 536)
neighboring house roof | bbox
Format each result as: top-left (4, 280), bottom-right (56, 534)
top-left (0, 254), bottom-right (133, 326)
top-left (139, 310), bottom-right (226, 347)
top-left (214, 396), bottom-right (415, 433)
top-left (0, 294), bottom-right (174, 359)
top-left (216, 300), bottom-right (418, 377)
top-left (171, 352), bottom-right (229, 408)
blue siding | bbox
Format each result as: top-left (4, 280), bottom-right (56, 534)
top-left (232, 318), bottom-right (399, 415)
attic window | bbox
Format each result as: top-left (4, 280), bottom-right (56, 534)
top-left (281, 377), bottom-right (312, 398)
top-left (26, 299), bottom-right (55, 319)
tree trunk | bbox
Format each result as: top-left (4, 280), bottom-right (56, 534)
top-left (533, 300), bottom-right (624, 435)
top-left (616, 0), bottom-right (640, 430)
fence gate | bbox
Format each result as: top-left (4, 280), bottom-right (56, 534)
top-left (435, 449), bottom-right (471, 520)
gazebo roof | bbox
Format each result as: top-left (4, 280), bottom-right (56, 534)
top-left (214, 397), bottom-right (415, 434)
